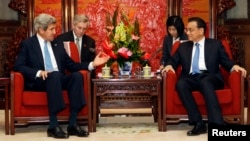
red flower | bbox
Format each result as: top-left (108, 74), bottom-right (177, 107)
top-left (101, 40), bottom-right (117, 59)
top-left (142, 52), bottom-right (151, 60)
top-left (117, 47), bottom-right (133, 59)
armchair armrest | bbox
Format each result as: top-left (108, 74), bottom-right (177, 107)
top-left (10, 71), bottom-right (25, 114)
top-left (228, 70), bottom-right (242, 89)
top-left (227, 71), bottom-right (244, 111)
top-left (79, 70), bottom-right (91, 95)
top-left (163, 71), bottom-right (178, 112)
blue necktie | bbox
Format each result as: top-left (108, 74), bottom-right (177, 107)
top-left (44, 41), bottom-right (53, 71)
top-left (192, 43), bottom-right (200, 74)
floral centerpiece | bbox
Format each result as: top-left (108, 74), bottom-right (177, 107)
top-left (101, 6), bottom-right (150, 71)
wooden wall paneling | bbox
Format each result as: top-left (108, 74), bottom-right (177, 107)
top-left (66, 0), bottom-right (75, 30)
top-left (180, 0), bottom-right (216, 38)
top-left (168, 0), bottom-right (216, 38)
top-left (27, 0), bottom-right (68, 37)
top-left (27, 0), bottom-right (34, 37)
top-left (168, 0), bottom-right (181, 16)
top-left (225, 23), bottom-right (249, 72)
top-left (61, 0), bottom-right (67, 33)
top-left (210, 0), bottom-right (217, 38)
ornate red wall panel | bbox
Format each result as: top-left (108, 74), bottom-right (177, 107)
top-left (34, 0), bottom-right (63, 36)
top-left (181, 0), bottom-right (212, 37)
top-left (76, 0), bottom-right (168, 71)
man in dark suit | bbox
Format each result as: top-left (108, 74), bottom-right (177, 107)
top-left (162, 17), bottom-right (247, 136)
top-left (14, 13), bottom-right (110, 139)
top-left (55, 14), bottom-right (96, 77)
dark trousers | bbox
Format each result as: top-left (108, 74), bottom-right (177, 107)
top-left (176, 73), bottom-right (224, 125)
top-left (26, 71), bottom-right (86, 115)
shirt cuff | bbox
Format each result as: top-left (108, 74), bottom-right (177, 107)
top-left (88, 62), bottom-right (95, 71)
top-left (36, 70), bottom-right (41, 78)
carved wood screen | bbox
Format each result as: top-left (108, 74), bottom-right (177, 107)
top-left (27, 0), bottom-right (68, 37)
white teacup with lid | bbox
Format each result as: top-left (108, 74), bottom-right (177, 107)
top-left (102, 64), bottom-right (111, 77)
top-left (143, 64), bottom-right (151, 77)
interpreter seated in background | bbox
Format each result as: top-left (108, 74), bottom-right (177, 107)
top-left (159, 15), bottom-right (187, 71)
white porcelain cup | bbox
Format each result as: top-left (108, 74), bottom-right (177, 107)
top-left (102, 65), bottom-right (110, 77)
top-left (143, 64), bottom-right (151, 77)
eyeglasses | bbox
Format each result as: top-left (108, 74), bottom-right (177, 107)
top-left (185, 27), bottom-right (199, 33)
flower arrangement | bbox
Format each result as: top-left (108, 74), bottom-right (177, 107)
top-left (102, 6), bottom-right (149, 68)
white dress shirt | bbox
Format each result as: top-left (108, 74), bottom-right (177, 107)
top-left (190, 37), bottom-right (207, 73)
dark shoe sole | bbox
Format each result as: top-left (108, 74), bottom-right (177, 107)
top-left (187, 130), bottom-right (207, 136)
top-left (47, 132), bottom-right (69, 139)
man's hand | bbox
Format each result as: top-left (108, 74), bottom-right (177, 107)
top-left (231, 65), bottom-right (247, 78)
top-left (92, 52), bottom-right (110, 67)
top-left (159, 65), bottom-right (164, 71)
top-left (161, 65), bottom-right (175, 75)
top-left (39, 70), bottom-right (50, 80)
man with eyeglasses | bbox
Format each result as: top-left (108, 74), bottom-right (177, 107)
top-left (162, 17), bottom-right (247, 136)
top-left (55, 14), bottom-right (96, 77)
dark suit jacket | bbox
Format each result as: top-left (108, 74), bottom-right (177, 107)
top-left (160, 33), bottom-right (188, 66)
top-left (14, 34), bottom-right (90, 87)
top-left (167, 38), bottom-right (235, 82)
top-left (54, 31), bottom-right (96, 63)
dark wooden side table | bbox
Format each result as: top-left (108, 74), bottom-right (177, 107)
top-left (0, 77), bottom-right (10, 135)
top-left (92, 76), bottom-right (162, 132)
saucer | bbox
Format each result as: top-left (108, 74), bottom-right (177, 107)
top-left (101, 75), bottom-right (112, 79)
top-left (142, 72), bottom-right (154, 78)
top-left (142, 75), bottom-right (153, 78)
top-left (97, 73), bottom-right (112, 79)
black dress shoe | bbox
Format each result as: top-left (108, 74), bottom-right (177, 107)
top-left (67, 125), bottom-right (89, 137)
top-left (187, 122), bottom-right (207, 136)
top-left (47, 126), bottom-right (69, 139)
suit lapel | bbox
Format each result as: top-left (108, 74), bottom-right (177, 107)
top-left (204, 39), bottom-right (211, 64)
top-left (32, 35), bottom-right (45, 68)
top-left (51, 41), bottom-right (61, 71)
top-left (187, 41), bottom-right (194, 69)
top-left (69, 31), bottom-right (75, 42)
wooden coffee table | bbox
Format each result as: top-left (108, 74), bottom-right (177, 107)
top-left (92, 75), bottom-right (162, 131)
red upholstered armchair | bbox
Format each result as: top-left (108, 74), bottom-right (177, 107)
top-left (10, 42), bottom-right (92, 135)
top-left (162, 40), bottom-right (245, 131)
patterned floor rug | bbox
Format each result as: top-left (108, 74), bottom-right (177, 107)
top-left (96, 123), bottom-right (159, 134)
